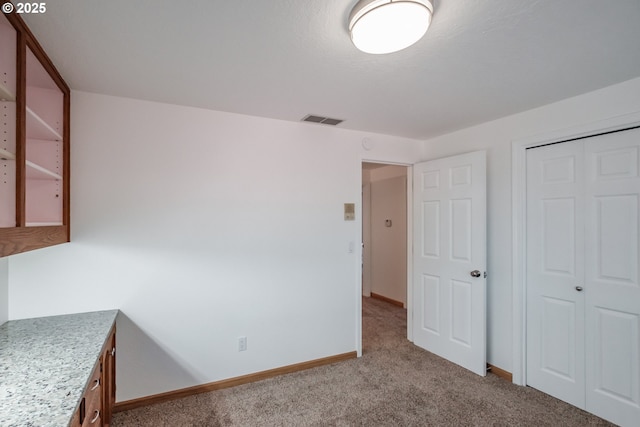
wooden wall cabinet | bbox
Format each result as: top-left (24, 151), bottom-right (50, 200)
top-left (0, 4), bottom-right (70, 257)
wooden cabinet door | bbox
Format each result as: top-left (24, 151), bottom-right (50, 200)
top-left (102, 328), bottom-right (116, 427)
top-left (0, 14), bottom-right (17, 228)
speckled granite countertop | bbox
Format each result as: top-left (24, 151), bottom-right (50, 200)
top-left (0, 310), bottom-right (118, 427)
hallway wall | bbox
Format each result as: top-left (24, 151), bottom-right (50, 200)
top-left (365, 165), bottom-right (407, 306)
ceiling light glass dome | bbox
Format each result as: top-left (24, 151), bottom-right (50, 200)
top-left (349, 0), bottom-right (434, 54)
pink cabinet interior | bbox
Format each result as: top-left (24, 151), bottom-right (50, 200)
top-left (25, 47), bottom-right (64, 226)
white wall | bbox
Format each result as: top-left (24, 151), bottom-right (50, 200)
top-left (0, 258), bottom-right (7, 325)
top-left (421, 76), bottom-right (640, 372)
top-left (7, 91), bottom-right (423, 401)
top-left (9, 77), bottom-right (639, 397)
top-left (369, 166), bottom-right (407, 305)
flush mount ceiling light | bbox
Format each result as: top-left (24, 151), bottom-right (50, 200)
top-left (349, 0), bottom-right (434, 54)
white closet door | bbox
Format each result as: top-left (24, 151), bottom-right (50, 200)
top-left (526, 141), bottom-right (586, 408)
top-left (584, 129), bottom-right (640, 427)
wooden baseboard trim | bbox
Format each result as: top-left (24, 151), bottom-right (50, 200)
top-left (370, 292), bottom-right (404, 308)
top-left (487, 363), bottom-right (513, 382)
top-left (113, 351), bottom-right (357, 413)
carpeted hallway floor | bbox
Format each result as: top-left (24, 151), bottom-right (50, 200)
top-left (112, 297), bottom-right (613, 426)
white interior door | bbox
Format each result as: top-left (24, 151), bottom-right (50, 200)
top-left (526, 141), bottom-right (586, 408)
top-left (526, 127), bottom-right (640, 427)
top-left (412, 151), bottom-right (487, 376)
top-left (584, 130), bottom-right (640, 427)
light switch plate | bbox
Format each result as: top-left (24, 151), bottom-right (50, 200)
top-left (344, 203), bottom-right (355, 221)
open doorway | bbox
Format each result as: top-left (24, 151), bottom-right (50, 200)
top-left (362, 162), bottom-right (409, 310)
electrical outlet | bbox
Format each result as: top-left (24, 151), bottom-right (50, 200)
top-left (238, 336), bottom-right (247, 352)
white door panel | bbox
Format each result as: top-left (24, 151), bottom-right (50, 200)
top-left (526, 141), bottom-right (585, 408)
top-left (585, 130), bottom-right (640, 427)
top-left (450, 279), bottom-right (473, 346)
top-left (421, 201), bottom-right (440, 257)
top-left (542, 197), bottom-right (576, 275)
top-left (527, 127), bottom-right (640, 427)
top-left (413, 151), bottom-right (486, 376)
top-left (540, 296), bottom-right (577, 379)
top-left (421, 274), bottom-right (440, 334)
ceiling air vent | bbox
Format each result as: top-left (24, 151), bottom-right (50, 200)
top-left (301, 114), bottom-right (344, 126)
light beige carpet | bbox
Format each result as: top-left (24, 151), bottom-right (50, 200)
top-left (113, 297), bottom-right (613, 426)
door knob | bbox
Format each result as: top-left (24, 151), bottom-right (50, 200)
top-left (470, 270), bottom-right (481, 278)
top-left (575, 286), bottom-right (583, 292)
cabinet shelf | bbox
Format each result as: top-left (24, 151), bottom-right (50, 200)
top-left (25, 222), bottom-right (63, 227)
top-left (26, 160), bottom-right (62, 180)
top-left (26, 106), bottom-right (62, 141)
top-left (0, 81), bottom-right (15, 102)
top-left (0, 147), bottom-right (15, 160)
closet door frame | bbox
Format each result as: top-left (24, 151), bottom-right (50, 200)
top-left (511, 111), bottom-right (640, 386)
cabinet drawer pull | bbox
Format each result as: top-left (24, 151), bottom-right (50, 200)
top-left (90, 410), bottom-right (100, 424)
top-left (90, 378), bottom-right (100, 391)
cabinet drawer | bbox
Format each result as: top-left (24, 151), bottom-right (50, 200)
top-left (84, 365), bottom-right (102, 403)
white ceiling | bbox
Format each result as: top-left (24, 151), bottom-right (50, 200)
top-left (23, 0), bottom-right (640, 140)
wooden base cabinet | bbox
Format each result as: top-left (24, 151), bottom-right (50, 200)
top-left (71, 327), bottom-right (116, 427)
top-left (81, 362), bottom-right (102, 426)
